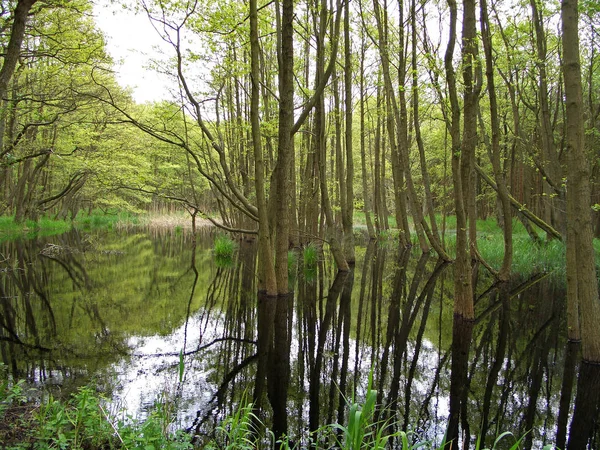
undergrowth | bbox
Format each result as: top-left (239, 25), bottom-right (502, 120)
top-left (0, 216), bottom-right (71, 243)
top-left (0, 382), bottom-right (192, 449)
top-left (0, 366), bottom-right (552, 450)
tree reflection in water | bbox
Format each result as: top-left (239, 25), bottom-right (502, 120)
top-left (1, 230), bottom-right (598, 448)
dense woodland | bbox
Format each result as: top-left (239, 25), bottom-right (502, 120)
top-left (2, 0), bottom-right (600, 445)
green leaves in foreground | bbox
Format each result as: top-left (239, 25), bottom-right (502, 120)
top-left (1, 384), bottom-right (193, 449)
top-left (331, 388), bottom-right (393, 450)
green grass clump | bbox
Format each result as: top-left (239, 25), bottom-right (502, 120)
top-left (330, 386), bottom-right (396, 449)
top-left (303, 243), bottom-right (319, 268)
top-left (0, 215), bottom-right (71, 242)
top-left (204, 398), bottom-right (259, 450)
top-left (214, 234), bottom-right (237, 261)
top-left (74, 210), bottom-right (139, 231)
top-left (0, 382), bottom-right (192, 449)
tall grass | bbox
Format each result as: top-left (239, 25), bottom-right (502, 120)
top-left (213, 234), bottom-right (237, 260)
top-left (330, 386), bottom-right (396, 449)
top-left (303, 243), bottom-right (319, 269)
top-left (0, 383), bottom-right (192, 449)
top-left (0, 215), bottom-right (71, 242)
top-left (1, 370), bottom-right (542, 450)
top-left (74, 210), bottom-right (139, 230)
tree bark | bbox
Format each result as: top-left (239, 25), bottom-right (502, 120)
top-left (250, 0), bottom-right (277, 296)
top-left (342, 0), bottom-right (355, 262)
top-left (562, 0), bottom-right (600, 361)
top-left (445, 0), bottom-right (474, 319)
top-left (480, 0), bottom-right (513, 280)
top-left (273, 0), bottom-right (296, 293)
top-left (0, 0), bottom-right (38, 102)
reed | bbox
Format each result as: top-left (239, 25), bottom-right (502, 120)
top-left (303, 242), bottom-right (319, 269)
top-left (214, 234), bottom-right (237, 260)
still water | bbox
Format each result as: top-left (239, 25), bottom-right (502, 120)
top-left (0, 228), bottom-right (597, 448)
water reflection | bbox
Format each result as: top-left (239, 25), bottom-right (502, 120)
top-left (1, 230), bottom-right (598, 448)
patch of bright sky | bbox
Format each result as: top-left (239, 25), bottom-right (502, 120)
top-left (93, 0), bottom-right (172, 103)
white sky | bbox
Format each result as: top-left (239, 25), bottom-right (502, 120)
top-left (93, 0), bottom-right (172, 103)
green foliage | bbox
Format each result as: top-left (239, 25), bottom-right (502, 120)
top-left (1, 374), bottom-right (542, 450)
top-left (288, 249), bottom-right (299, 279)
top-left (303, 243), bottom-right (319, 268)
top-left (35, 387), bottom-right (115, 449)
top-left (205, 398), bottom-right (260, 450)
top-left (0, 366), bottom-right (26, 419)
top-left (74, 210), bottom-right (139, 231)
top-left (214, 234), bottom-right (237, 262)
top-left (3, 385), bottom-right (193, 449)
top-left (330, 386), bottom-right (395, 450)
top-left (0, 216), bottom-right (71, 243)
top-left (288, 249), bottom-right (298, 266)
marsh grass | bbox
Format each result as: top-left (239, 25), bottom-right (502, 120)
top-left (214, 234), bottom-right (237, 266)
top-left (330, 386), bottom-right (396, 450)
top-left (0, 216), bottom-right (71, 242)
top-left (0, 382), bottom-right (193, 449)
top-left (303, 242), bottom-right (319, 268)
top-left (1, 370), bottom-right (542, 450)
top-left (75, 210), bottom-right (140, 230)
top-left (0, 210), bottom-right (213, 242)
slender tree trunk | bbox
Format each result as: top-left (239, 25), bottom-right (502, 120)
top-left (359, 31), bottom-right (375, 239)
top-left (531, 0), bottom-right (566, 236)
top-left (562, 0), bottom-right (600, 362)
top-left (374, 84), bottom-right (384, 233)
top-left (411, 0), bottom-right (441, 249)
top-left (313, 0), bottom-right (348, 272)
top-left (274, 0), bottom-right (295, 294)
top-left (461, 0), bottom-right (481, 259)
top-left (445, 0), bottom-right (474, 319)
top-left (480, 0), bottom-right (512, 280)
top-left (342, 0), bottom-right (355, 262)
top-left (373, 0), bottom-right (430, 251)
top-left (250, 0), bottom-right (277, 295)
top-left (444, 6), bottom-right (476, 444)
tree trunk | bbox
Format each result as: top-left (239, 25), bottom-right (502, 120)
top-left (342, 0), bottom-right (355, 262)
top-left (445, 0), bottom-right (474, 319)
top-left (313, 0), bottom-right (348, 272)
top-left (0, 0), bottom-right (38, 103)
top-left (562, 0), bottom-right (600, 362)
top-left (250, 0), bottom-right (277, 295)
top-left (461, 0), bottom-right (482, 259)
top-left (531, 0), bottom-right (567, 237)
top-left (359, 30), bottom-right (375, 239)
top-left (273, 0), bottom-right (295, 294)
top-left (480, 0), bottom-right (512, 280)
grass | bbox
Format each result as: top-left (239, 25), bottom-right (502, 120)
top-left (199, 383), bottom-right (538, 450)
top-left (0, 216), bottom-right (71, 243)
top-left (303, 242), bottom-right (319, 268)
top-left (214, 234), bottom-right (237, 264)
top-left (74, 210), bottom-right (139, 230)
top-left (1, 365), bottom-right (548, 450)
top-left (0, 372), bottom-right (192, 449)
top-left (0, 210), bottom-right (212, 242)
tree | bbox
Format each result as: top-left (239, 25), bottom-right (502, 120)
top-left (0, 0), bottom-right (127, 222)
top-left (562, 0), bottom-right (600, 363)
